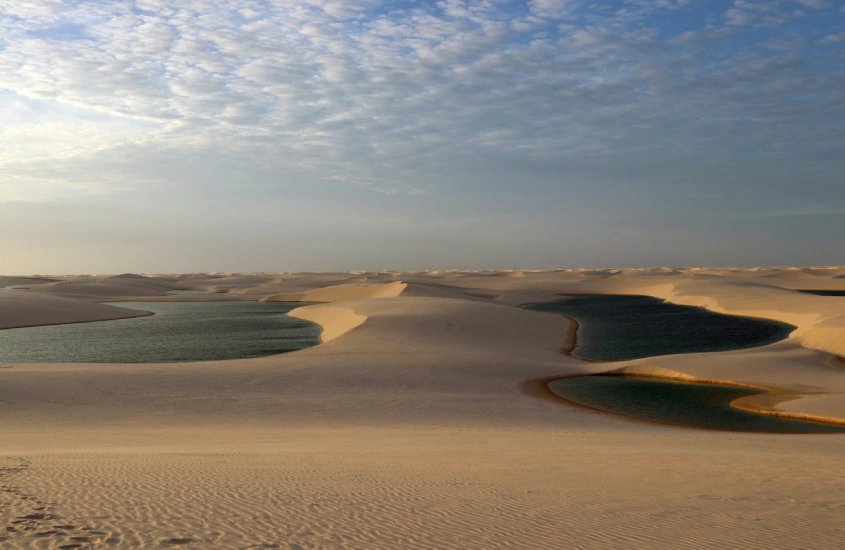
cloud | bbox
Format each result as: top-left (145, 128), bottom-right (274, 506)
top-left (0, 0), bottom-right (64, 19)
top-left (818, 32), bottom-right (845, 45)
top-left (529, 0), bottom-right (580, 19)
top-left (0, 0), bottom-right (842, 269)
top-left (793, 0), bottom-right (830, 7)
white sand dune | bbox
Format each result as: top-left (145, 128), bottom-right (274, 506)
top-left (491, 269), bottom-right (525, 277)
top-left (289, 303), bottom-right (367, 342)
top-left (2, 268), bottom-right (845, 548)
top-left (24, 281), bottom-right (171, 300)
top-left (0, 275), bottom-right (59, 287)
top-left (760, 270), bottom-right (820, 279)
top-left (173, 273), bottom-right (279, 292)
top-left (105, 273), bottom-right (154, 281)
top-left (225, 273), bottom-right (386, 298)
top-left (265, 281), bottom-right (408, 303)
top-left (0, 292), bottom-right (152, 329)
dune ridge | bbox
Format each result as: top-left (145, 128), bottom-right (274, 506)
top-left (289, 304), bottom-right (366, 342)
top-left (0, 293), bottom-right (152, 330)
top-left (265, 281), bottom-right (407, 303)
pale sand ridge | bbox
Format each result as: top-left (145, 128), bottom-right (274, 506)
top-left (265, 281), bottom-right (407, 303)
top-left (289, 304), bottom-right (367, 342)
top-left (0, 293), bottom-right (152, 330)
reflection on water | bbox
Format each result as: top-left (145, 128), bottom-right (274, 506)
top-left (0, 301), bottom-right (321, 363)
top-left (526, 294), bottom-right (795, 362)
top-left (550, 376), bottom-right (845, 434)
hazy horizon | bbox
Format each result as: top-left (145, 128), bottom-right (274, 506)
top-left (6, 265), bottom-right (845, 278)
top-left (2, 0), bottom-right (844, 273)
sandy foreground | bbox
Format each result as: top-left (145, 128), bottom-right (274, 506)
top-left (1, 268), bottom-right (845, 549)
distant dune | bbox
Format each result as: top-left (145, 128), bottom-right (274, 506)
top-left (0, 292), bottom-right (151, 329)
top-left (760, 271), bottom-right (820, 279)
top-left (0, 275), bottom-right (60, 287)
top-left (25, 281), bottom-right (170, 299)
top-left (265, 281), bottom-right (407, 303)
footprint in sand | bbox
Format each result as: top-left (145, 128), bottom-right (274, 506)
top-left (58, 545), bottom-right (84, 549)
top-left (55, 524), bottom-right (84, 531)
top-left (18, 513), bottom-right (51, 520)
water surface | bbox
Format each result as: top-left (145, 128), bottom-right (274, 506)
top-left (549, 376), bottom-right (845, 434)
top-left (526, 294), bottom-right (795, 361)
top-left (0, 301), bottom-right (321, 363)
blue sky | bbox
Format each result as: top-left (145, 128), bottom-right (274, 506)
top-left (1, 0), bottom-right (843, 273)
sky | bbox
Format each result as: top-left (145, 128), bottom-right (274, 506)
top-left (1, 0), bottom-right (843, 274)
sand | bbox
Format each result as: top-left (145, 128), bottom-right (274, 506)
top-left (0, 292), bottom-right (152, 329)
top-left (2, 268), bottom-right (845, 548)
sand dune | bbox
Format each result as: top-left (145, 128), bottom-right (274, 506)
top-left (24, 281), bottom-right (171, 300)
top-left (760, 270), bottom-right (819, 279)
top-left (0, 292), bottom-right (152, 329)
top-left (491, 269), bottom-right (524, 277)
top-left (0, 276), bottom-right (59, 287)
top-left (105, 273), bottom-right (154, 281)
top-left (2, 267), bottom-right (845, 548)
top-left (173, 273), bottom-right (278, 292)
top-left (289, 303), bottom-right (367, 342)
top-left (265, 281), bottom-right (407, 303)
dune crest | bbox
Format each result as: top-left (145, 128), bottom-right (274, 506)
top-left (289, 304), bottom-right (367, 342)
top-left (266, 281), bottom-right (407, 303)
top-left (603, 365), bottom-right (699, 381)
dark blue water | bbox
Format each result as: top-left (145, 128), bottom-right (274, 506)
top-left (549, 376), bottom-right (845, 434)
top-left (798, 290), bottom-right (845, 297)
top-left (0, 301), bottom-right (321, 363)
top-left (526, 294), bottom-right (795, 361)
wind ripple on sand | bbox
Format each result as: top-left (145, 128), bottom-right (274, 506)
top-left (4, 433), bottom-right (845, 549)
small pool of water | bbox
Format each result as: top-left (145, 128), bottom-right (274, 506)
top-left (797, 290), bottom-right (845, 297)
top-left (167, 289), bottom-right (217, 296)
top-left (525, 295), bottom-right (795, 361)
top-left (0, 301), bottom-right (321, 363)
top-left (550, 376), bottom-right (845, 434)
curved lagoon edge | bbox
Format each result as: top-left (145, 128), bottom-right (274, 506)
top-left (539, 373), bottom-right (845, 433)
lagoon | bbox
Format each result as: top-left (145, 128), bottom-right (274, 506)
top-left (549, 375), bottom-right (845, 434)
top-left (797, 290), bottom-right (845, 297)
top-left (0, 301), bottom-right (321, 363)
top-left (526, 294), bottom-right (795, 362)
